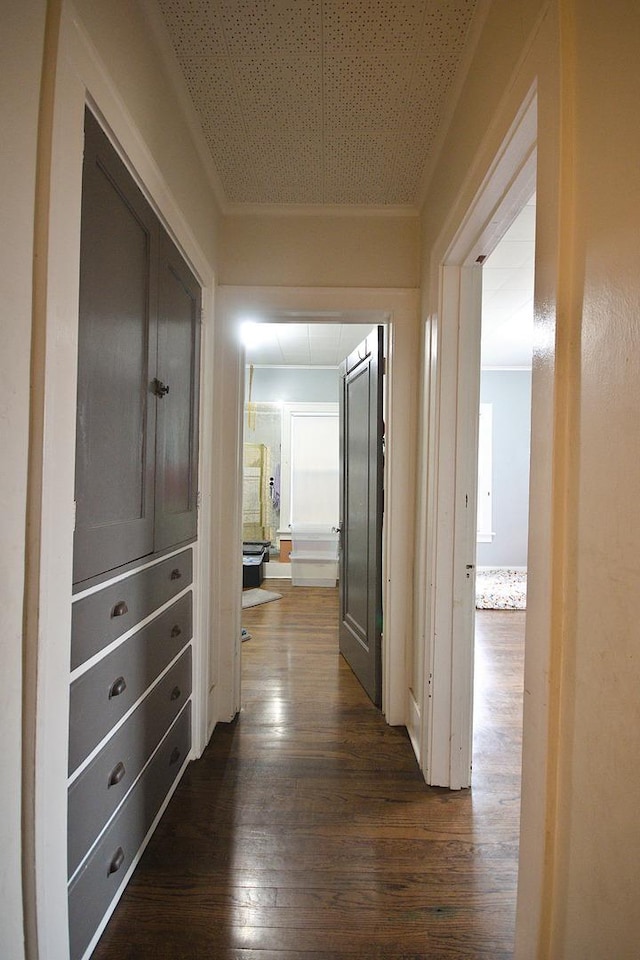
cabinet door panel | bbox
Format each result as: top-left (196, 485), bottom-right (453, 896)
top-left (154, 233), bottom-right (201, 550)
top-left (74, 110), bottom-right (158, 584)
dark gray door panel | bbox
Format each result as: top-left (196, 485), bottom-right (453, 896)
top-left (74, 109), bottom-right (158, 583)
top-left (154, 232), bottom-right (201, 551)
top-left (339, 327), bottom-right (384, 707)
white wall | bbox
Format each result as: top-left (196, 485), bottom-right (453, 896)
top-left (477, 370), bottom-right (531, 567)
top-left (0, 2), bottom-right (46, 957)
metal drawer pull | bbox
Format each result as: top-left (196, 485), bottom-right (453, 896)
top-left (107, 761), bottom-right (126, 788)
top-left (169, 747), bottom-right (181, 765)
top-left (170, 686), bottom-right (181, 701)
top-left (111, 600), bottom-right (128, 618)
top-left (108, 676), bottom-right (127, 699)
top-left (170, 568), bottom-right (182, 581)
top-left (108, 847), bottom-right (125, 876)
top-left (170, 624), bottom-right (182, 638)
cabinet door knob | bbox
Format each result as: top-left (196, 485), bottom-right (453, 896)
top-left (108, 676), bottom-right (127, 699)
top-left (152, 377), bottom-right (170, 397)
top-left (169, 747), bottom-right (181, 766)
top-left (170, 624), bottom-right (182, 638)
top-left (107, 761), bottom-right (126, 788)
top-left (108, 847), bottom-right (125, 876)
top-left (111, 600), bottom-right (128, 618)
top-left (170, 686), bottom-right (181, 701)
top-left (170, 568), bottom-right (182, 581)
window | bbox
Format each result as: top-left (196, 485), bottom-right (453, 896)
top-left (477, 403), bottom-right (494, 543)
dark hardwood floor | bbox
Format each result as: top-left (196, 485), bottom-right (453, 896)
top-left (91, 581), bottom-right (525, 959)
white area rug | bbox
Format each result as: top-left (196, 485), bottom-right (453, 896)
top-left (475, 568), bottom-right (527, 610)
top-left (242, 588), bottom-right (283, 609)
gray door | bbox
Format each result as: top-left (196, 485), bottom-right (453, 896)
top-left (74, 110), bottom-right (202, 584)
top-left (338, 327), bottom-right (384, 707)
top-left (154, 232), bottom-right (201, 551)
top-left (74, 109), bottom-right (158, 583)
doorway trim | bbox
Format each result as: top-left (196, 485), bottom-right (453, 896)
top-left (216, 286), bottom-right (420, 727)
top-left (421, 85), bottom-right (538, 788)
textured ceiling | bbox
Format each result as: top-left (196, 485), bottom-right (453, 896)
top-left (244, 322), bottom-right (375, 365)
top-left (157, 0), bottom-right (480, 207)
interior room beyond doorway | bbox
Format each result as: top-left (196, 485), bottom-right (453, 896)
top-left (241, 321), bottom-right (375, 586)
top-left (476, 194), bottom-right (535, 604)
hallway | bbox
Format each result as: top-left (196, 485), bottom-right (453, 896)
top-left (91, 582), bottom-right (524, 959)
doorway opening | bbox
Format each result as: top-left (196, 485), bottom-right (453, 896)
top-left (472, 191), bottom-right (535, 842)
top-left (423, 83), bottom-right (538, 791)
top-left (240, 321), bottom-right (375, 575)
top-left (239, 318), bottom-right (386, 707)
top-left (475, 196), bottom-right (534, 603)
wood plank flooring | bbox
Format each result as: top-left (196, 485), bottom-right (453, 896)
top-left (91, 581), bottom-right (525, 960)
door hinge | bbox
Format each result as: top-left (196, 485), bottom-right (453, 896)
top-left (382, 356), bottom-right (387, 375)
top-left (196, 490), bottom-right (202, 510)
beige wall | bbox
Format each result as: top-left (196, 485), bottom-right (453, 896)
top-left (0, 2), bottom-right (46, 957)
top-left (220, 212), bottom-right (420, 288)
top-left (551, 2), bottom-right (640, 955)
top-left (420, 0), bottom-right (640, 956)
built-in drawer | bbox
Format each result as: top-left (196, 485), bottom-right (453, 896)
top-left (68, 646), bottom-right (192, 877)
top-left (68, 702), bottom-right (191, 960)
top-left (71, 549), bottom-right (192, 670)
top-left (68, 593), bottom-right (192, 774)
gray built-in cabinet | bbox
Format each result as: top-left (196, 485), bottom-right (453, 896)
top-left (68, 108), bottom-right (201, 960)
top-left (74, 109), bottom-right (200, 585)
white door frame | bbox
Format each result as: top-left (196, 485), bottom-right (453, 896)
top-left (217, 286), bottom-right (420, 728)
top-left (421, 86), bottom-right (538, 788)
